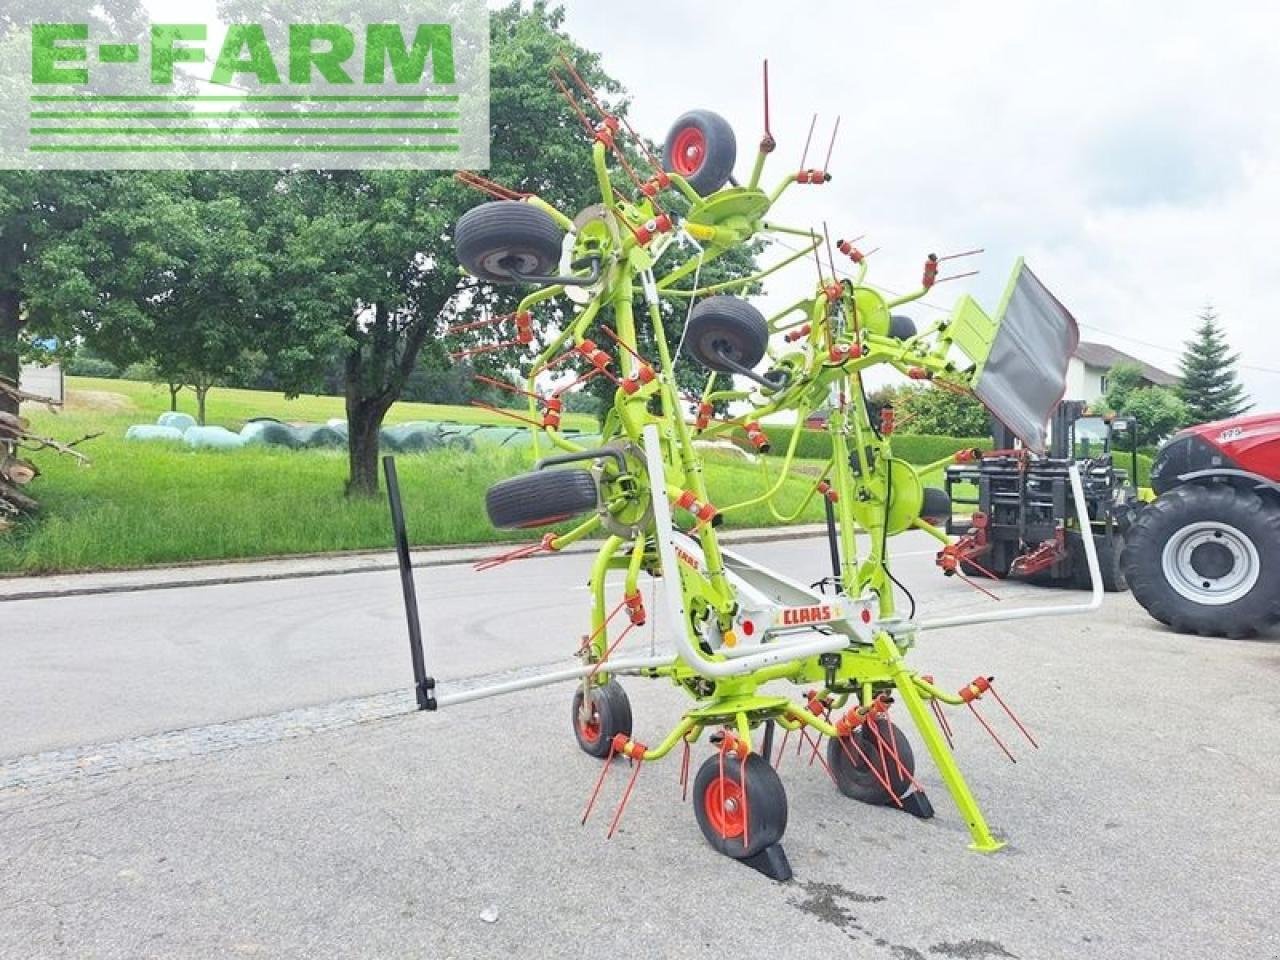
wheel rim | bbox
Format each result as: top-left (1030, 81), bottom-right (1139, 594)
top-left (671, 126), bottom-right (707, 176)
top-left (478, 248), bottom-right (542, 278)
top-left (1160, 520), bottom-right (1260, 605)
top-left (702, 776), bottom-right (745, 838)
top-left (577, 706), bottom-right (601, 744)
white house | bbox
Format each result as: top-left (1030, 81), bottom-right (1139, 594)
top-left (18, 362), bottom-right (64, 404)
top-left (1064, 341), bottom-right (1177, 404)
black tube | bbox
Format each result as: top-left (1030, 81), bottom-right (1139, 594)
top-left (383, 456), bottom-right (436, 711)
top-left (824, 496), bottom-right (843, 593)
top-left (536, 447), bottom-right (627, 473)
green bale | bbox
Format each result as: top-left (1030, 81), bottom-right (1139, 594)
top-left (157, 411), bottom-right (196, 432)
top-left (294, 424), bottom-right (346, 449)
top-left (125, 424), bottom-right (185, 443)
top-left (381, 421), bottom-right (444, 454)
top-left (242, 419), bottom-right (301, 449)
top-left (184, 426), bottom-right (245, 450)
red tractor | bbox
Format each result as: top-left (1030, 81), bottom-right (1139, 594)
top-left (1124, 412), bottom-right (1280, 637)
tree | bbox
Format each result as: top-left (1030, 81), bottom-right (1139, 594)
top-left (1119, 387), bottom-right (1188, 447)
top-left (5, 173), bottom-right (190, 417)
top-left (1176, 307), bottom-right (1251, 424)
top-left (0, 1), bottom-right (156, 417)
top-left (1102, 362), bottom-right (1188, 446)
top-left (121, 173), bottom-right (275, 425)
top-left (892, 382), bottom-right (990, 437)
top-left (248, 3), bottom-right (658, 496)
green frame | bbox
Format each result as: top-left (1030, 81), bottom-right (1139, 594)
top-left (461, 100), bottom-right (1027, 853)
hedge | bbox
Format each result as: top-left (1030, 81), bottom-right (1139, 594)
top-left (760, 424), bottom-right (992, 465)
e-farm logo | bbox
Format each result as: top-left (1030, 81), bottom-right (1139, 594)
top-left (1, 1), bottom-right (489, 170)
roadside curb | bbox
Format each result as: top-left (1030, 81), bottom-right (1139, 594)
top-left (0, 524), bottom-right (827, 602)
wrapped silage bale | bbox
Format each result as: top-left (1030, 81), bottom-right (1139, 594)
top-left (244, 418), bottom-right (300, 448)
top-left (381, 421), bottom-right (444, 454)
top-left (440, 430), bottom-right (476, 452)
top-left (184, 426), bottom-right (245, 450)
top-left (125, 425), bottom-right (185, 443)
top-left (294, 424), bottom-right (345, 449)
top-left (156, 411), bottom-right (197, 432)
top-left (326, 418), bottom-right (349, 440)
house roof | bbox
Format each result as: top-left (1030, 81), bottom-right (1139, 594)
top-left (1073, 341), bottom-right (1178, 387)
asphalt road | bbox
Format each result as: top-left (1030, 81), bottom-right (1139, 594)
top-left (1, 533), bottom-right (1277, 959)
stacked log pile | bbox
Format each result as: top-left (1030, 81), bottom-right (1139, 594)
top-left (0, 378), bottom-right (93, 532)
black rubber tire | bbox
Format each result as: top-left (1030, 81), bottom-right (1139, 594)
top-left (455, 201), bottom-right (565, 284)
top-left (571, 680), bottom-right (632, 758)
top-left (888, 315), bottom-right (917, 340)
top-left (682, 296), bottom-right (768, 373)
top-left (921, 487), bottom-right (952, 525)
top-left (692, 752), bottom-right (787, 859)
top-left (662, 110), bottom-right (737, 196)
top-left (1123, 484), bottom-right (1280, 638)
top-left (828, 717), bottom-right (917, 806)
top-left (1070, 532), bottom-right (1127, 593)
top-left (485, 469), bottom-right (598, 530)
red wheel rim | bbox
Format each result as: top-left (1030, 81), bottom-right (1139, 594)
top-left (702, 776), bottom-right (746, 838)
top-left (671, 126), bottom-right (707, 176)
top-left (578, 708), bottom-right (601, 744)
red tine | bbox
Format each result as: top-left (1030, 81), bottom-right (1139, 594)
top-left (968, 703), bottom-right (1017, 763)
top-left (989, 684), bottom-right (1039, 749)
top-left (606, 757), bottom-right (644, 839)
top-left (823, 115), bottom-right (841, 172)
top-left (581, 737), bottom-right (619, 825)
top-left (798, 113), bottom-right (817, 170)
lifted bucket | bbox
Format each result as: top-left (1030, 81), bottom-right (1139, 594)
top-left (942, 259), bottom-right (1079, 454)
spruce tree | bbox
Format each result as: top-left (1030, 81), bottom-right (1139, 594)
top-left (1176, 307), bottom-right (1251, 424)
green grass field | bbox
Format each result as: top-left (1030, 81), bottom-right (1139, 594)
top-left (0, 378), bottom-right (825, 574)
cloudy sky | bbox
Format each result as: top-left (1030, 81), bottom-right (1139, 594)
top-left (559, 0), bottom-right (1280, 407)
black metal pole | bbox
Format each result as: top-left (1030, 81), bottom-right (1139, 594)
top-left (383, 456), bottom-right (436, 711)
top-left (823, 496), bottom-right (842, 593)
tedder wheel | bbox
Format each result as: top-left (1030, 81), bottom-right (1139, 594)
top-left (681, 296), bottom-right (769, 374)
top-left (692, 752), bottom-right (788, 859)
top-left (1124, 483), bottom-right (1280, 638)
top-left (662, 110), bottom-right (737, 196)
top-left (920, 487), bottom-right (952, 526)
top-left (571, 680), bottom-right (632, 758)
top-left (888, 314), bottom-right (918, 340)
top-left (828, 716), bottom-right (919, 807)
top-left (455, 201), bottom-right (565, 284)
top-left (485, 469), bottom-right (598, 530)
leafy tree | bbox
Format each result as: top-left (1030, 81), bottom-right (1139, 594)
top-left (0, 1), bottom-right (157, 416)
top-left (128, 174), bottom-right (275, 425)
top-left (892, 382), bottom-right (990, 437)
top-left (6, 173), bottom-right (190, 416)
top-left (1117, 386), bottom-right (1188, 447)
top-left (1100, 361), bottom-right (1145, 411)
top-left (247, 2), bottom-right (700, 495)
top-left (1102, 361), bottom-right (1188, 446)
top-left (1176, 307), bottom-right (1250, 424)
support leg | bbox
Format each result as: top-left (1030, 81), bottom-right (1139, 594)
top-left (875, 635), bottom-right (1004, 852)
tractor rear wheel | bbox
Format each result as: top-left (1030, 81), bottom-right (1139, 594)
top-left (1124, 483), bottom-right (1280, 638)
top-left (692, 752), bottom-right (787, 859)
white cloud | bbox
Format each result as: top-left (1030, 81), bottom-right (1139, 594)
top-left (556, 0), bottom-right (1280, 408)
